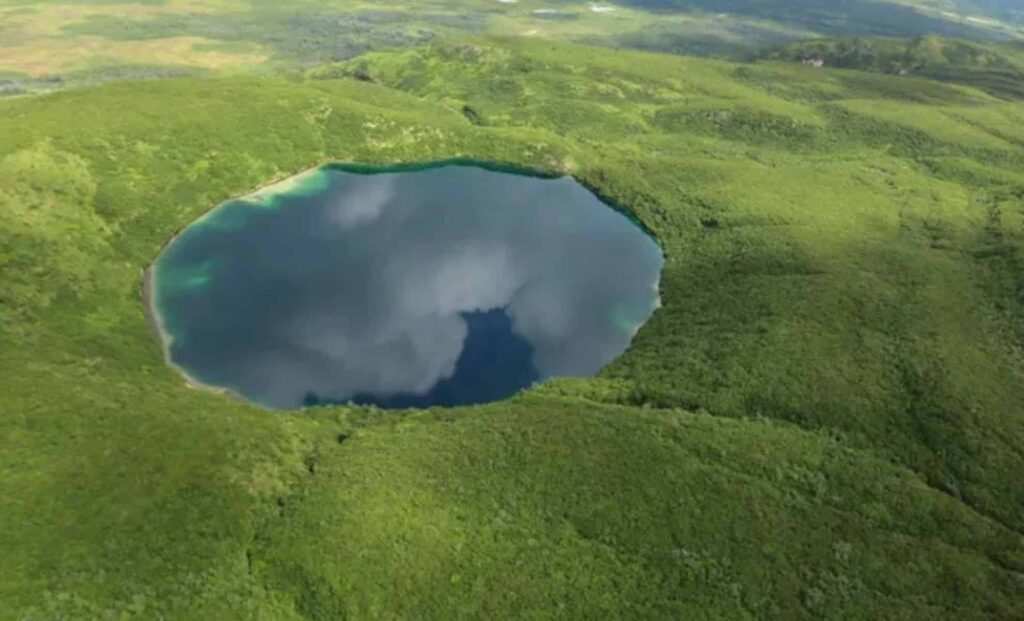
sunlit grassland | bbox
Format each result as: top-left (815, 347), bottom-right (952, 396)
top-left (1, 0), bottom-right (1023, 88)
top-left (0, 3), bottom-right (263, 78)
top-left (0, 36), bottom-right (267, 77)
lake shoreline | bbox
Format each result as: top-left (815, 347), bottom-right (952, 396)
top-left (139, 159), bottom-right (663, 410)
top-left (137, 161), bottom-right (334, 404)
top-left (142, 263), bottom-right (250, 402)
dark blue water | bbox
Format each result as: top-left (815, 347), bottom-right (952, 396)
top-left (152, 163), bottom-right (662, 410)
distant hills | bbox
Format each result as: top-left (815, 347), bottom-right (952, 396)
top-left (765, 36), bottom-right (1024, 99)
top-left (621, 0), bottom-right (1023, 40)
top-left (2, 0), bottom-right (1023, 94)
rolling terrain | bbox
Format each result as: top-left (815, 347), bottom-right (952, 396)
top-left (766, 35), bottom-right (1024, 99)
top-left (1, 0), bottom-right (1023, 96)
top-left (2, 32), bottom-right (1023, 618)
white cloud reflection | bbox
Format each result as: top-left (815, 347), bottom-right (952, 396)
top-left (325, 175), bottom-right (397, 230)
top-left (160, 165), bottom-right (662, 409)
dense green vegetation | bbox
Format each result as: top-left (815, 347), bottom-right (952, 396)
top-left (767, 35), bottom-right (1024, 99)
top-left (2, 35), bottom-right (1024, 619)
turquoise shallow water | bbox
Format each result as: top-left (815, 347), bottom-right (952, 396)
top-left (153, 162), bottom-right (663, 410)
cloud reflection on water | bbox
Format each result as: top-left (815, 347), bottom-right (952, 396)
top-left (155, 165), bottom-right (662, 409)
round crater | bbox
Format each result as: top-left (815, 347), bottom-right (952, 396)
top-left (148, 162), bottom-right (663, 409)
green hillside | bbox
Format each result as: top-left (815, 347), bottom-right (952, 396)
top-left (767, 36), bottom-right (1024, 99)
top-left (2, 37), bottom-right (1023, 619)
top-left (617, 0), bottom-right (1021, 40)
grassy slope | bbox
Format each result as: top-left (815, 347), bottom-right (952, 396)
top-left (1, 39), bottom-right (1023, 618)
top-left (766, 36), bottom-right (1024, 99)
